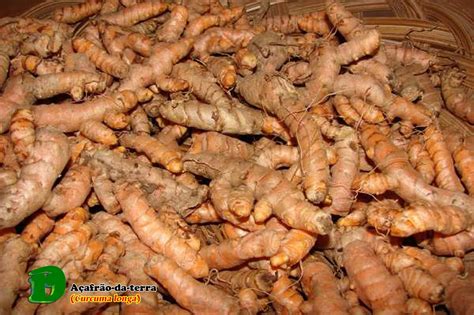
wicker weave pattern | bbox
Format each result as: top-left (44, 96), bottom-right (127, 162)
top-left (20, 0), bottom-right (83, 19)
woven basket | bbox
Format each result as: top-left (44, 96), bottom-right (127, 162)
top-left (20, 0), bottom-right (83, 19)
top-left (17, 0), bottom-right (474, 135)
